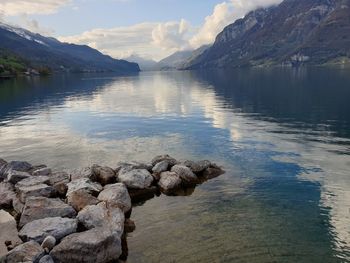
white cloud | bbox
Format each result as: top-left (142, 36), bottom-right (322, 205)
top-left (19, 14), bottom-right (55, 36)
top-left (0, 0), bottom-right (71, 16)
top-left (190, 0), bottom-right (282, 48)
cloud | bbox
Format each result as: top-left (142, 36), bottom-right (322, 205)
top-left (19, 14), bottom-right (55, 36)
top-left (190, 0), bottom-right (282, 48)
top-left (0, 0), bottom-right (71, 16)
top-left (59, 20), bottom-right (194, 61)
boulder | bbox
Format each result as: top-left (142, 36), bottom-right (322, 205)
top-left (151, 154), bottom-right (178, 166)
top-left (0, 158), bottom-right (8, 181)
top-left (66, 178), bottom-right (102, 196)
top-left (70, 167), bottom-right (95, 181)
top-left (158, 171), bottom-right (182, 192)
top-left (19, 217), bottom-right (78, 244)
top-left (182, 160), bottom-right (211, 173)
top-left (32, 167), bottom-right (52, 176)
top-left (19, 197), bottom-right (76, 227)
top-left (67, 189), bottom-right (99, 212)
top-left (41, 236), bottom-right (56, 251)
top-left (118, 169), bottom-right (153, 189)
top-left (0, 182), bottom-right (16, 209)
top-left (128, 187), bottom-right (158, 203)
top-left (48, 172), bottom-right (70, 186)
top-left (115, 162), bottom-right (152, 174)
top-left (17, 183), bottom-right (55, 203)
top-left (97, 183), bottom-right (131, 213)
top-left (171, 165), bottom-right (198, 184)
top-left (91, 165), bottom-right (116, 186)
top-left (2, 240), bottom-right (44, 263)
top-left (77, 202), bottom-right (124, 234)
top-left (5, 161), bottom-right (33, 173)
top-left (202, 167), bottom-right (225, 179)
top-left (15, 176), bottom-right (50, 189)
top-left (50, 227), bottom-right (122, 263)
top-left (152, 160), bottom-right (169, 176)
top-left (39, 255), bottom-right (55, 263)
top-left (7, 170), bottom-right (31, 184)
top-left (0, 210), bottom-right (23, 257)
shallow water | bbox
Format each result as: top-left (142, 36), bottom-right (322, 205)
top-left (0, 68), bottom-right (349, 262)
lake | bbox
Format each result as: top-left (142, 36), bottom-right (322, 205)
top-left (0, 68), bottom-right (349, 262)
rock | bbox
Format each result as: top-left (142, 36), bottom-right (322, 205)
top-left (128, 187), bottom-right (158, 203)
top-left (12, 197), bottom-right (25, 215)
top-left (19, 197), bottom-right (76, 227)
top-left (17, 183), bottom-right (55, 203)
top-left (67, 190), bottom-right (99, 212)
top-left (77, 202), bottom-right (124, 234)
top-left (15, 176), bottom-right (50, 189)
top-left (19, 217), bottom-right (78, 244)
top-left (53, 182), bottom-right (68, 197)
top-left (0, 182), bottom-right (16, 209)
top-left (118, 169), bottom-right (153, 189)
top-left (2, 240), bottom-right (44, 263)
top-left (32, 167), bottom-right (52, 176)
top-left (97, 183), bottom-right (131, 213)
top-left (91, 165), bottom-right (116, 186)
top-left (0, 158), bottom-right (8, 181)
top-left (158, 171), bottom-right (182, 192)
top-left (0, 210), bottom-right (23, 257)
top-left (70, 167), bottom-right (95, 181)
top-left (151, 154), bottom-right (178, 166)
top-left (115, 162), bottom-right (152, 174)
top-left (152, 160), bottom-right (169, 176)
top-left (7, 170), bottom-right (31, 184)
top-left (202, 167), bottom-right (225, 179)
top-left (171, 165), bottom-right (198, 184)
top-left (48, 172), bottom-right (70, 186)
top-left (41, 236), bottom-right (56, 251)
top-left (182, 160), bottom-right (211, 173)
top-left (39, 255), bottom-right (55, 263)
top-left (124, 219), bottom-right (136, 233)
top-left (197, 160), bottom-right (212, 171)
top-left (50, 227), bottom-right (122, 263)
top-left (66, 178), bottom-right (102, 196)
top-left (6, 161), bottom-right (33, 173)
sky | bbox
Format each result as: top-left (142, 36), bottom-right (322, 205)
top-left (0, 0), bottom-right (282, 61)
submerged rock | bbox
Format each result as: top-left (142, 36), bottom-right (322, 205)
top-left (0, 210), bottom-right (23, 257)
top-left (97, 183), bottom-right (131, 213)
top-left (118, 169), bottom-right (153, 189)
top-left (50, 227), bottom-right (122, 263)
top-left (19, 217), bottom-right (78, 244)
top-left (77, 202), bottom-right (124, 234)
top-left (158, 171), bottom-right (182, 192)
top-left (19, 197), bottom-right (76, 227)
top-left (182, 160), bottom-right (211, 173)
top-left (151, 154), bottom-right (178, 166)
top-left (67, 189), bottom-right (99, 212)
top-left (171, 165), bottom-right (198, 184)
top-left (2, 240), bottom-right (44, 263)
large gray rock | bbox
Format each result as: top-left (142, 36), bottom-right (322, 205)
top-left (15, 176), bottom-right (50, 189)
top-left (50, 227), bottom-right (122, 263)
top-left (66, 178), bottom-right (102, 196)
top-left (70, 167), bottom-right (95, 181)
top-left (158, 172), bottom-right (182, 192)
top-left (32, 167), bottom-right (52, 176)
top-left (48, 172), bottom-right (70, 186)
top-left (115, 162), bottom-right (152, 174)
top-left (171, 165), bottom-right (198, 184)
top-left (0, 210), bottom-right (23, 258)
top-left (118, 169), bottom-right (153, 189)
top-left (97, 183), bottom-right (131, 213)
top-left (151, 154), bottom-right (178, 166)
top-left (182, 160), bottom-right (211, 173)
top-left (17, 183), bottom-right (55, 203)
top-left (19, 197), bottom-right (76, 227)
top-left (0, 182), bottom-right (16, 209)
top-left (1, 240), bottom-right (44, 263)
top-left (5, 161), bottom-right (33, 173)
top-left (41, 236), bottom-right (56, 251)
top-left (39, 255), bottom-right (55, 263)
top-left (152, 160), bottom-right (169, 175)
top-left (77, 202), bottom-right (124, 234)
top-left (91, 165), bottom-right (116, 186)
top-left (7, 170), bottom-right (31, 184)
top-left (67, 189), bottom-right (99, 212)
top-left (19, 217), bottom-right (78, 244)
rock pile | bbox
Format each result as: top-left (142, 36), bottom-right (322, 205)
top-left (0, 155), bottom-right (224, 263)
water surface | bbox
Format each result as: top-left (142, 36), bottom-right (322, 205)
top-left (0, 68), bottom-right (349, 262)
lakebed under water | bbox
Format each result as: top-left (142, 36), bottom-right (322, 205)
top-left (0, 68), bottom-right (349, 262)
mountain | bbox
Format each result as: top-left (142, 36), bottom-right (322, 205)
top-left (0, 23), bottom-right (140, 73)
top-left (124, 55), bottom-right (158, 71)
top-left (185, 0), bottom-right (350, 69)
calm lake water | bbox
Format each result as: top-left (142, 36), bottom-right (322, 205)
top-left (0, 68), bottom-right (350, 262)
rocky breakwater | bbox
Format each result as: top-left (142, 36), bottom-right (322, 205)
top-left (0, 155), bottom-right (224, 263)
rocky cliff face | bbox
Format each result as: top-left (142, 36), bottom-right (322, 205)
top-left (186, 0), bottom-right (350, 68)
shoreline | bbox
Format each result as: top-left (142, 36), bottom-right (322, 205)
top-left (0, 155), bottom-right (224, 263)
